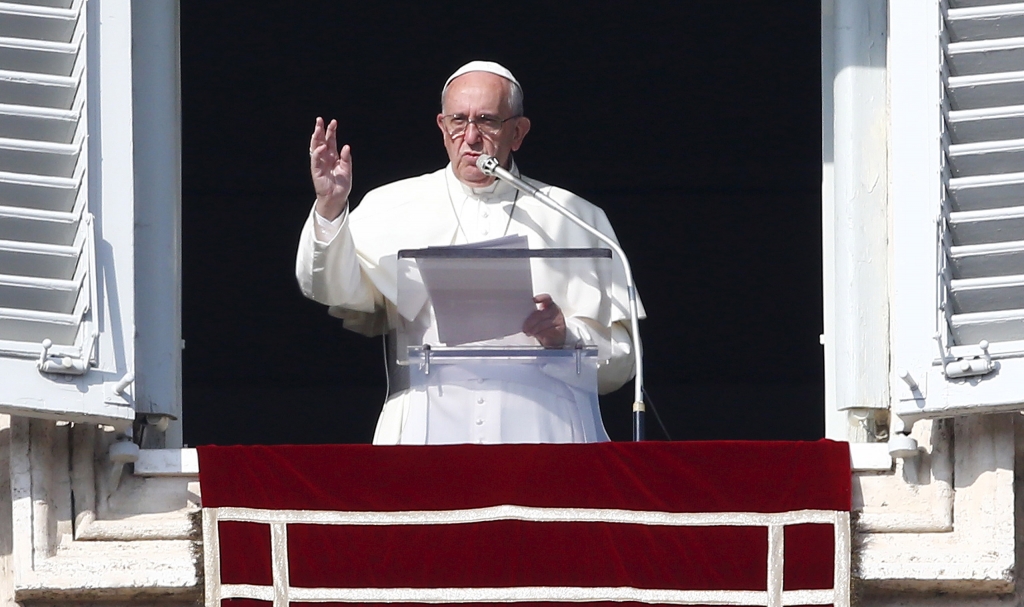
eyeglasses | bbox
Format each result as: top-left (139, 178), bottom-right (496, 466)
top-left (441, 113), bottom-right (520, 138)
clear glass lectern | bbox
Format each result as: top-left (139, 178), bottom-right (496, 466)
top-left (394, 246), bottom-right (613, 444)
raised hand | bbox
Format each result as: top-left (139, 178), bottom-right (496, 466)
top-left (309, 117), bottom-right (352, 220)
top-left (523, 294), bottom-right (567, 348)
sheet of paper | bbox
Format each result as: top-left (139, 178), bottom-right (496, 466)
top-left (434, 234), bottom-right (528, 250)
top-left (419, 236), bottom-right (537, 346)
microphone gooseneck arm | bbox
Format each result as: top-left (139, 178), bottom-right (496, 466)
top-left (476, 154), bottom-right (646, 441)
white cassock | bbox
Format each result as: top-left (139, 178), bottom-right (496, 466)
top-left (295, 163), bottom-right (644, 445)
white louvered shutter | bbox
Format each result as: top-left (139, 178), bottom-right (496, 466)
top-left (0, 0), bottom-right (136, 426)
top-left (892, 0), bottom-right (1024, 420)
top-left (944, 3), bottom-right (1024, 348)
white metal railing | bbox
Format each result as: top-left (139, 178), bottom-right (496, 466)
top-left (203, 505), bottom-right (851, 607)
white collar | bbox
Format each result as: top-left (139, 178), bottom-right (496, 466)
top-left (447, 158), bottom-right (521, 200)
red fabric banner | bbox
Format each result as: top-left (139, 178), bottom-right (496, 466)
top-left (199, 441), bottom-right (850, 606)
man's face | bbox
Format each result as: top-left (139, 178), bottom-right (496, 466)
top-left (437, 72), bottom-right (531, 187)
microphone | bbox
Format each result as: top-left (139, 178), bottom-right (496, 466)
top-left (476, 154), bottom-right (647, 441)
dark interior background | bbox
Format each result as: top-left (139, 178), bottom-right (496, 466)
top-left (179, 2), bottom-right (824, 446)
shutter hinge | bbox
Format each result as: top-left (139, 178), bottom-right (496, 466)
top-left (936, 335), bottom-right (996, 379)
top-left (36, 337), bottom-right (93, 375)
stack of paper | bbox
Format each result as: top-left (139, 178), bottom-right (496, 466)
top-left (419, 236), bottom-right (537, 346)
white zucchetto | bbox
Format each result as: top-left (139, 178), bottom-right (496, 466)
top-left (443, 60), bottom-right (520, 93)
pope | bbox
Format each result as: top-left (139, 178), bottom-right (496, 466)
top-left (295, 61), bottom-right (643, 445)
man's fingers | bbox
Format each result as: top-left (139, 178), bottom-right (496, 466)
top-left (522, 312), bottom-right (539, 335)
top-left (326, 119), bottom-right (338, 148)
top-left (526, 321), bottom-right (563, 338)
top-left (525, 294), bottom-right (558, 332)
top-left (523, 294), bottom-right (566, 347)
top-left (522, 307), bottom-right (558, 335)
top-left (525, 316), bottom-right (567, 347)
top-left (310, 117), bottom-right (339, 155)
top-left (310, 119), bottom-right (349, 175)
top-left (522, 311), bottom-right (542, 336)
top-left (310, 117), bottom-right (325, 150)
top-left (310, 145), bottom-right (328, 171)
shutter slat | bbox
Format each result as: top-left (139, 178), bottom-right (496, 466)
top-left (946, 208), bottom-right (1024, 243)
top-left (0, 201), bottom-right (76, 221)
top-left (0, 102), bottom-right (77, 142)
top-left (7, 2), bottom-right (74, 9)
top-left (0, 311), bottom-right (80, 345)
top-left (949, 240), bottom-right (1024, 278)
top-left (950, 273), bottom-right (1024, 312)
top-left (0, 169), bottom-right (76, 188)
top-left (950, 308), bottom-right (1024, 342)
top-left (948, 105), bottom-right (1024, 141)
top-left (0, 237), bottom-right (76, 255)
top-left (948, 137), bottom-right (1024, 175)
top-left (0, 36), bottom-right (76, 77)
top-left (0, 137), bottom-right (79, 177)
top-left (948, 171), bottom-right (1024, 210)
top-left (0, 272), bottom-right (80, 312)
top-left (947, 70), bottom-right (1024, 109)
top-left (0, 2), bottom-right (76, 17)
top-left (948, 37), bottom-right (1024, 75)
top-left (0, 307), bottom-right (78, 323)
top-left (0, 238), bottom-right (77, 278)
top-left (0, 176), bottom-right (80, 212)
top-left (949, 205), bottom-right (1024, 243)
top-left (0, 271), bottom-right (78, 289)
top-left (0, 212), bottom-right (77, 245)
top-left (952, 0), bottom-right (1017, 8)
top-left (947, 4), bottom-right (1024, 42)
top-left (0, 35), bottom-right (74, 52)
top-left (0, 3), bottom-right (76, 43)
top-left (0, 68), bottom-right (76, 109)
top-left (0, 152), bottom-right (77, 178)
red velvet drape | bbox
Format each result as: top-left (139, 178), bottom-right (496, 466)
top-left (199, 440), bottom-right (850, 606)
